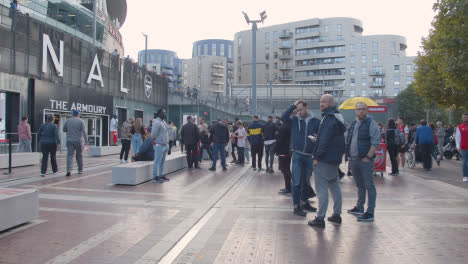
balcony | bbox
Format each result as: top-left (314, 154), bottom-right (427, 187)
top-left (369, 70), bottom-right (385, 76)
top-left (212, 80), bottom-right (224, 85)
top-left (279, 45), bottom-right (292, 49)
top-left (279, 54), bottom-right (292, 60)
top-left (212, 72), bottom-right (224, 77)
top-left (279, 32), bottom-right (293, 39)
top-left (279, 76), bottom-right (293, 81)
top-left (369, 82), bottom-right (385, 88)
top-left (279, 65), bottom-right (293, 71)
top-left (212, 63), bottom-right (224, 69)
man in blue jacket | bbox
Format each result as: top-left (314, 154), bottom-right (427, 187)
top-left (247, 115), bottom-right (264, 171)
top-left (281, 100), bottom-right (320, 216)
top-left (309, 94), bottom-right (346, 228)
top-left (415, 120), bottom-right (434, 171)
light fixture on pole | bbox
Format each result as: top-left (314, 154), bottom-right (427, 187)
top-left (142, 33), bottom-right (148, 69)
top-left (242, 10), bottom-right (267, 115)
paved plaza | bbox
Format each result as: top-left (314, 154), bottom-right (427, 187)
top-left (0, 153), bottom-right (467, 264)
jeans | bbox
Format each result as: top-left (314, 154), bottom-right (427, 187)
top-left (211, 143), bottom-right (226, 169)
top-left (132, 134), bottom-right (143, 154)
top-left (314, 161), bottom-right (342, 220)
top-left (237, 147), bottom-right (245, 164)
top-left (18, 139), bottom-right (31, 152)
top-left (120, 139), bottom-right (131, 161)
top-left (185, 143), bottom-right (199, 168)
top-left (291, 152), bottom-right (315, 206)
top-left (66, 141), bottom-right (83, 173)
top-left (41, 142), bottom-right (57, 174)
top-left (462, 149), bottom-right (468, 177)
top-left (251, 144), bottom-right (264, 169)
top-left (153, 144), bottom-right (168, 178)
top-left (244, 148), bottom-right (249, 161)
top-left (387, 145), bottom-right (398, 174)
top-left (279, 155), bottom-right (292, 191)
top-left (264, 142), bottom-right (276, 169)
top-left (350, 159), bottom-right (376, 214)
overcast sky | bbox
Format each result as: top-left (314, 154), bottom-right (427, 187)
top-left (120, 0), bottom-right (436, 60)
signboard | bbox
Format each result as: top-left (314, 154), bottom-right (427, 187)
top-left (383, 98), bottom-right (395, 104)
top-left (144, 75), bottom-right (152, 99)
top-left (367, 106), bottom-right (387, 113)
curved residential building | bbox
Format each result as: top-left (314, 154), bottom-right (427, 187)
top-left (184, 39), bottom-right (234, 97)
top-left (138, 49), bottom-right (183, 93)
top-left (233, 17), bottom-right (415, 100)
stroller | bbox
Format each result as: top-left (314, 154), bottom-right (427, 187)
top-left (407, 142), bottom-right (433, 169)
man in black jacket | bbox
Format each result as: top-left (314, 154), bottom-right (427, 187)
top-left (247, 115), bottom-right (265, 171)
top-left (263, 116), bottom-right (278, 173)
top-left (209, 118), bottom-right (230, 171)
top-left (230, 117), bottom-right (240, 163)
top-left (276, 120), bottom-right (292, 194)
top-left (180, 116), bottom-right (200, 169)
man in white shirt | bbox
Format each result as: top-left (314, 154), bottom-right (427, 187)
top-left (232, 120), bottom-right (246, 165)
top-left (110, 115), bottom-right (118, 146)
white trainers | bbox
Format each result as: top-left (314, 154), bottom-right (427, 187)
top-left (399, 167), bottom-right (405, 171)
top-left (120, 160), bottom-right (123, 164)
top-left (463, 177), bottom-right (468, 182)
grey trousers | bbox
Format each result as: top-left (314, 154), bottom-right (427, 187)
top-left (67, 141), bottom-right (83, 173)
top-left (314, 161), bottom-right (342, 220)
top-left (18, 139), bottom-right (31, 152)
top-left (350, 159), bottom-right (376, 214)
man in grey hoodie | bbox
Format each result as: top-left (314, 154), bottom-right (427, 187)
top-left (63, 110), bottom-right (88, 176)
top-left (152, 109), bottom-right (169, 183)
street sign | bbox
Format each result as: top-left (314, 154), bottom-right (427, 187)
top-left (367, 106), bottom-right (387, 113)
top-left (383, 98), bottom-right (395, 104)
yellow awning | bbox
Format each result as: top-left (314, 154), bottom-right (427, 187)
top-left (338, 97), bottom-right (379, 110)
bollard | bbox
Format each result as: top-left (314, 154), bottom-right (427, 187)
top-left (8, 134), bottom-right (12, 174)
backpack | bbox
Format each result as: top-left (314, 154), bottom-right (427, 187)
top-left (394, 129), bottom-right (405, 145)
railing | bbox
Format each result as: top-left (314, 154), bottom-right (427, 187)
top-left (370, 82), bottom-right (385, 88)
top-left (279, 32), bottom-right (293, 38)
top-left (369, 70), bottom-right (385, 76)
top-left (279, 54), bottom-right (293, 60)
top-left (0, 133), bottom-right (40, 154)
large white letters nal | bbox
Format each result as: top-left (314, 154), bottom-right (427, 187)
top-left (86, 54), bottom-right (104, 87)
top-left (42, 33), bottom-right (63, 77)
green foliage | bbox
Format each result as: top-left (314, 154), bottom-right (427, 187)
top-left (414, 0), bottom-right (468, 109)
top-left (396, 85), bottom-right (426, 124)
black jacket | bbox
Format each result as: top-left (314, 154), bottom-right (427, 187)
top-left (209, 122), bottom-right (229, 144)
top-left (275, 122), bottom-right (291, 156)
top-left (263, 121), bottom-right (278, 141)
top-left (313, 106), bottom-right (346, 164)
top-left (180, 122), bottom-right (200, 145)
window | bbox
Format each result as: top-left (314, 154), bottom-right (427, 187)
top-left (228, 44), bottom-right (232, 58)
top-left (391, 42), bottom-right (396, 49)
top-left (296, 26), bottom-right (319, 34)
top-left (265, 32), bottom-right (270, 42)
top-left (350, 78), bottom-right (355, 86)
top-left (372, 42), bottom-right (378, 50)
top-left (238, 37), bottom-right (242, 45)
top-left (212, 43), bottom-right (217, 55)
top-left (220, 44), bottom-right (225, 56)
top-left (265, 42), bottom-right (270, 48)
top-left (350, 56), bottom-right (355, 64)
top-left (406, 64), bottom-right (412, 73)
top-left (324, 25), bottom-right (329, 32)
top-left (337, 35), bottom-right (343, 41)
top-left (361, 55), bottom-right (366, 63)
top-left (273, 31), bottom-right (278, 38)
top-left (320, 36), bottom-right (328, 42)
top-left (265, 63), bottom-right (269, 70)
top-left (337, 24), bottom-right (342, 32)
top-left (372, 54), bottom-right (378, 63)
top-left (350, 67), bottom-right (355, 75)
top-left (394, 88), bottom-right (400, 96)
top-left (184, 63), bottom-right (188, 69)
top-left (274, 41), bottom-right (278, 48)
top-left (361, 89), bottom-right (367, 96)
top-left (361, 67), bottom-right (367, 75)
top-left (394, 76), bottom-right (400, 84)
top-left (265, 53), bottom-right (269, 60)
top-left (197, 45), bottom-right (201, 57)
top-left (274, 52), bottom-right (278, 59)
top-left (361, 78), bottom-right (367, 86)
top-left (350, 44), bottom-right (355, 52)
top-left (203, 44), bottom-right (208, 55)
top-left (361, 43), bottom-right (366, 52)
top-left (274, 63), bottom-right (278, 69)
top-left (394, 65), bottom-right (400, 73)
top-left (372, 66), bottom-right (383, 74)
top-left (392, 54), bottom-right (399, 59)
top-left (350, 90), bottom-right (355, 97)
top-left (407, 76), bottom-right (412, 83)
top-left (282, 40), bottom-right (291, 47)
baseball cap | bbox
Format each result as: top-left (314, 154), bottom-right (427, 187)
top-left (72, 110), bottom-right (79, 116)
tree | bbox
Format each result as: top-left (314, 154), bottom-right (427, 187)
top-left (413, 0), bottom-right (468, 109)
top-left (396, 85), bottom-right (426, 124)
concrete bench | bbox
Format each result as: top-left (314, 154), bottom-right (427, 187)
top-left (112, 153), bottom-right (187, 185)
top-left (0, 188), bottom-right (38, 232)
top-left (89, 146), bottom-right (122, 157)
top-left (0, 152), bottom-right (40, 169)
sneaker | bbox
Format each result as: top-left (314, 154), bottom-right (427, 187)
top-left (327, 214), bottom-right (342, 225)
top-left (437, 160), bottom-right (440, 166)
top-left (357, 212), bottom-right (374, 222)
top-left (463, 177), bottom-right (468, 182)
top-left (78, 171), bottom-right (83, 174)
top-left (194, 166), bottom-right (201, 169)
top-left (293, 206), bottom-right (307, 217)
top-left (347, 207), bottom-right (364, 215)
top-left (399, 167), bottom-right (405, 171)
top-left (152, 178), bottom-right (163, 183)
top-left (252, 167), bottom-right (257, 171)
top-left (209, 167), bottom-right (216, 171)
top-left (66, 172), bottom-right (71, 177)
top-left (278, 189), bottom-right (291, 194)
top-left (40, 173), bottom-right (45, 177)
top-left (424, 168), bottom-right (431, 171)
top-left (161, 176), bottom-right (170, 181)
top-left (222, 167), bottom-right (227, 171)
top-left (230, 160), bottom-right (237, 163)
top-left (390, 173), bottom-right (399, 176)
top-left (269, 169), bottom-right (275, 174)
top-left (301, 202), bottom-right (317, 212)
top-left (258, 168), bottom-right (264, 172)
top-left (124, 160), bottom-right (129, 164)
top-left (308, 217), bottom-right (325, 228)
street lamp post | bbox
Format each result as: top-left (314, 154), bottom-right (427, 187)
top-left (142, 33), bottom-right (148, 68)
top-left (242, 11), bottom-right (267, 115)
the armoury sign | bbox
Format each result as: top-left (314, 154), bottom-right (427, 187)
top-left (48, 100), bottom-right (107, 114)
